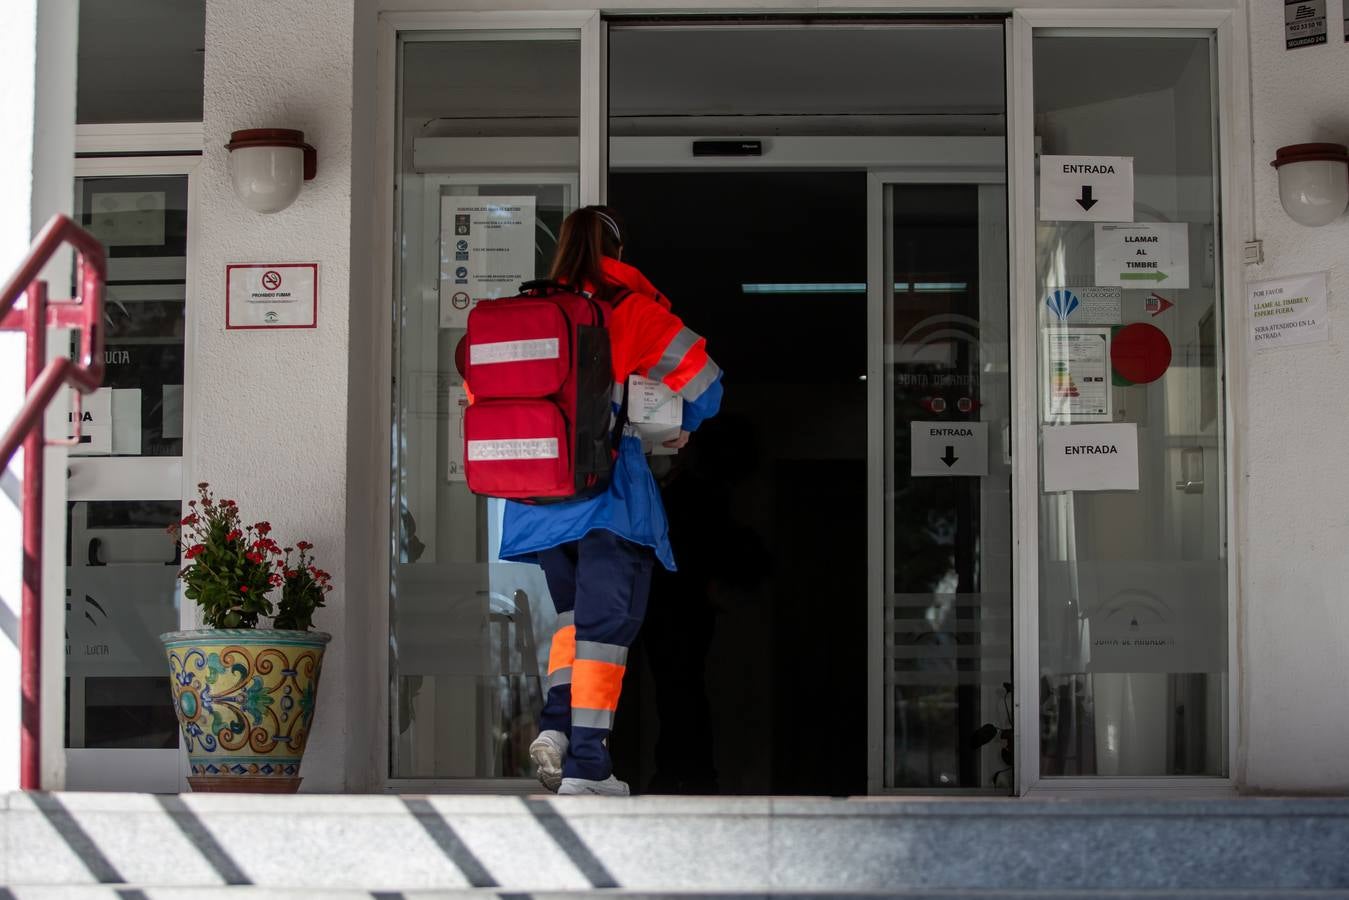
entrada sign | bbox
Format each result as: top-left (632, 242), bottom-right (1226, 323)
top-left (1039, 155), bottom-right (1135, 222)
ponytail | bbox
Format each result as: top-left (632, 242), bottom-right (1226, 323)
top-left (549, 205), bottom-right (625, 302)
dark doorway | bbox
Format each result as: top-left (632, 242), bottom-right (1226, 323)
top-left (608, 172), bottom-right (868, 795)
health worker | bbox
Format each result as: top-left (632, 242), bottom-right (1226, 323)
top-left (500, 205), bottom-right (724, 796)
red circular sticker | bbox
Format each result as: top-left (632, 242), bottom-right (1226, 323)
top-left (1110, 322), bottom-right (1172, 385)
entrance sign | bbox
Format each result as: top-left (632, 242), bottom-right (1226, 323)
top-left (910, 421), bottom-right (988, 477)
top-left (1249, 271), bottom-right (1329, 350)
top-left (1094, 223), bottom-right (1190, 289)
top-left (1286, 0), bottom-right (1327, 49)
top-left (1041, 423), bottom-right (1139, 493)
top-left (1043, 328), bottom-right (1111, 423)
top-left (1039, 155), bottom-right (1134, 222)
top-left (1044, 286), bottom-right (1121, 325)
top-left (68, 388), bottom-right (113, 455)
top-left (226, 263), bottom-right (318, 329)
top-left (439, 195), bottom-right (537, 329)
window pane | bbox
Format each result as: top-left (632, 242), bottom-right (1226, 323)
top-left (73, 175), bottom-right (189, 457)
top-left (1033, 35), bottom-right (1228, 777)
top-left (65, 500), bottom-right (181, 749)
top-left (391, 34), bottom-right (580, 779)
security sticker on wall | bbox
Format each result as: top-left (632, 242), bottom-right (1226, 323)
top-left (1286, 0), bottom-right (1327, 49)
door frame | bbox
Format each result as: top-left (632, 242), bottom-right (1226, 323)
top-left (375, 10), bottom-right (602, 793)
top-left (1008, 7), bottom-right (1249, 797)
top-left (64, 146), bottom-right (201, 792)
top-left (370, 5), bottom-right (1250, 796)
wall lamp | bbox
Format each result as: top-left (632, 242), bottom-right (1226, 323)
top-left (226, 128), bottom-right (317, 214)
top-left (1270, 143), bottom-right (1348, 227)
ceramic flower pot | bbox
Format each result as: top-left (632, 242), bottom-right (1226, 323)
top-left (161, 628), bottom-right (331, 793)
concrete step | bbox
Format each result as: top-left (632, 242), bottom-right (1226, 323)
top-left (3, 793), bottom-right (1348, 894)
top-left (5, 891), bottom-right (1349, 899)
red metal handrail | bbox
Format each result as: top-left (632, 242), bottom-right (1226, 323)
top-left (0, 214), bottom-right (106, 790)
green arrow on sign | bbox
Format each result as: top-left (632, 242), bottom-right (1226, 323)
top-left (1120, 271), bottom-right (1168, 282)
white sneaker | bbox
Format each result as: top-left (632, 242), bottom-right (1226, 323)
top-left (529, 730), bottom-right (568, 793)
top-left (558, 775), bottom-right (630, 796)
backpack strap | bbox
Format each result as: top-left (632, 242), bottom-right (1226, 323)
top-left (605, 288), bottom-right (635, 451)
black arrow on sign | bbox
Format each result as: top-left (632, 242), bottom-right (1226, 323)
top-left (941, 446), bottom-right (959, 468)
top-left (1076, 185), bottom-right (1097, 211)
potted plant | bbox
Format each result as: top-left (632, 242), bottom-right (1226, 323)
top-left (161, 483), bottom-right (333, 792)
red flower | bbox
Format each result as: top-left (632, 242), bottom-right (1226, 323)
top-left (239, 585), bottom-right (249, 594)
top-left (180, 513), bottom-right (199, 526)
top-left (256, 521), bottom-right (272, 536)
top-left (226, 529), bottom-right (242, 542)
top-left (269, 574), bottom-right (283, 587)
top-left (245, 551), bottom-right (264, 564)
top-left (185, 544), bottom-right (205, 560)
top-left (222, 499), bottom-right (237, 508)
top-left (296, 541), bottom-right (313, 551)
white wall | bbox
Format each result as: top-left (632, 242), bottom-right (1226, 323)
top-left (197, 0), bottom-right (359, 791)
top-left (1242, 0), bottom-right (1349, 793)
top-left (0, 0), bottom-right (77, 792)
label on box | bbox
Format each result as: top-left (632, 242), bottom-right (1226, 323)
top-left (628, 374), bottom-right (682, 455)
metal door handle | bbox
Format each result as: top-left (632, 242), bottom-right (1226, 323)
top-left (1175, 447), bottom-right (1204, 494)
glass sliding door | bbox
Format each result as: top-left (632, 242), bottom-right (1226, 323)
top-left (1031, 33), bottom-right (1228, 779)
top-left (878, 180), bottom-right (1012, 792)
top-left (391, 30), bottom-right (582, 783)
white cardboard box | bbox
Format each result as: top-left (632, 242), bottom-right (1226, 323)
top-left (628, 374), bottom-right (682, 455)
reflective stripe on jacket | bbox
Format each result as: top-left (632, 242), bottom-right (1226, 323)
top-left (498, 257), bottom-right (723, 571)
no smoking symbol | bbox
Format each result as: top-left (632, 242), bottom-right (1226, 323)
top-left (261, 270), bottom-right (282, 291)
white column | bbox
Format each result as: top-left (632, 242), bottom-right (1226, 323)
top-left (0, 0), bottom-right (78, 792)
top-left (198, 0), bottom-right (356, 791)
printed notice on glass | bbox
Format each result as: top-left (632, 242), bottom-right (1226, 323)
top-left (1094, 223), bottom-right (1190, 290)
top-left (1041, 423), bottom-right (1139, 493)
top-left (1248, 271), bottom-right (1329, 350)
top-left (1286, 0), bottom-right (1327, 49)
top-left (1039, 155), bottom-right (1134, 222)
top-left (440, 195), bottom-right (537, 329)
top-left (225, 263), bottom-right (318, 329)
top-left (1043, 287), bottom-right (1122, 326)
top-left (1043, 328), bottom-right (1111, 423)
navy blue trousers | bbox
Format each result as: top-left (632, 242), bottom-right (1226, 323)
top-left (537, 529), bottom-right (654, 781)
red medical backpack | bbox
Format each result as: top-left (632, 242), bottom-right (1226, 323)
top-left (459, 280), bottom-right (626, 503)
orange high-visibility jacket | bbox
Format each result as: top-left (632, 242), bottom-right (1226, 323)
top-left (498, 256), bottom-right (724, 571)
